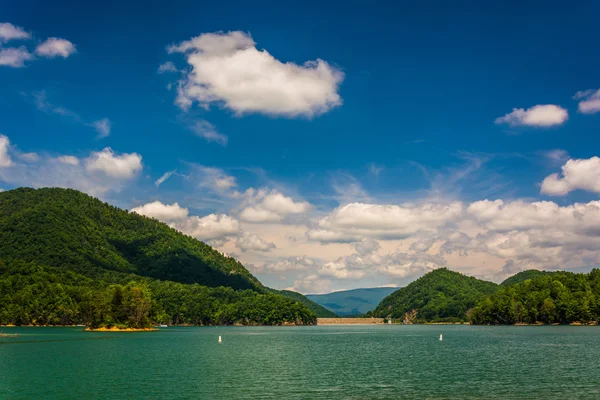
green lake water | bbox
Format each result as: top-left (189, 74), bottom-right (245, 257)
top-left (1, 325), bottom-right (599, 399)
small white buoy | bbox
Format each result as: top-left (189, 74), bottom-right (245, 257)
top-left (218, 335), bottom-right (222, 343)
top-left (439, 334), bottom-right (443, 341)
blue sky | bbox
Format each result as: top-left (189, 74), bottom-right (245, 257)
top-left (1, 0), bottom-right (600, 293)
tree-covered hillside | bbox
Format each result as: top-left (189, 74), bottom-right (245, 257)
top-left (470, 270), bottom-right (600, 325)
top-left (500, 269), bottom-right (555, 287)
top-left (372, 268), bottom-right (498, 322)
top-left (0, 187), bottom-right (259, 290)
top-left (0, 187), bottom-right (319, 326)
top-left (0, 260), bottom-right (316, 327)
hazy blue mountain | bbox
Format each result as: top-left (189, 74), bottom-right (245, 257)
top-left (306, 287), bottom-right (399, 316)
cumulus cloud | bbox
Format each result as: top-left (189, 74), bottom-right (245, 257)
top-left (495, 104), bottom-right (568, 127)
top-left (236, 231), bottom-right (275, 252)
top-left (540, 157), bottom-right (600, 196)
top-left (289, 274), bottom-right (332, 294)
top-left (254, 256), bottom-right (315, 273)
top-left (168, 31), bottom-right (344, 117)
top-left (574, 89), bottom-right (600, 114)
top-left (239, 188), bottom-right (311, 222)
top-left (0, 135), bottom-right (14, 167)
top-left (0, 23), bottom-right (30, 42)
top-left (0, 46), bottom-right (33, 67)
top-left (132, 200), bottom-right (240, 242)
top-left (88, 118), bottom-right (111, 138)
top-left (35, 38), bottom-right (76, 58)
top-left (84, 148), bottom-right (142, 179)
top-left (18, 152), bottom-right (39, 162)
top-left (320, 246), bottom-right (446, 280)
top-left (131, 200), bottom-right (273, 249)
top-left (131, 201), bottom-right (189, 222)
top-left (0, 135), bottom-right (143, 197)
top-left (190, 120), bottom-right (227, 145)
top-left (55, 155), bottom-right (79, 165)
top-left (307, 202), bottom-right (463, 242)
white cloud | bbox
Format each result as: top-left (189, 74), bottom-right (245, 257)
top-left (190, 120), bottom-right (227, 145)
top-left (55, 155), bottom-right (79, 165)
top-left (254, 256), bottom-right (314, 273)
top-left (0, 135), bottom-right (14, 167)
top-left (84, 147), bottom-right (142, 179)
top-left (35, 38), bottom-right (76, 58)
top-left (168, 31), bottom-right (344, 117)
top-left (192, 165), bottom-right (237, 192)
top-left (155, 170), bottom-right (175, 187)
top-left (495, 104), bottom-right (568, 127)
top-left (573, 89), bottom-right (600, 114)
top-left (236, 231), bottom-right (275, 252)
top-left (239, 188), bottom-right (311, 222)
top-left (307, 202), bottom-right (463, 242)
top-left (130, 200), bottom-right (273, 249)
top-left (0, 46), bottom-right (33, 68)
top-left (18, 152), bottom-right (39, 162)
top-left (289, 274), bottom-right (332, 294)
top-left (541, 149), bottom-right (569, 163)
top-left (174, 213), bottom-right (241, 242)
top-left (540, 157), bottom-right (600, 196)
top-left (0, 136), bottom-right (142, 197)
top-left (157, 61), bottom-right (178, 74)
top-left (0, 23), bottom-right (30, 42)
top-left (352, 238), bottom-right (381, 256)
top-left (131, 201), bottom-right (189, 222)
top-left (89, 118), bottom-right (111, 138)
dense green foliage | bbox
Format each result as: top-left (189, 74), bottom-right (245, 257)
top-left (470, 270), bottom-right (600, 325)
top-left (372, 268), bottom-right (498, 322)
top-left (0, 188), bottom-right (317, 327)
top-left (0, 260), bottom-right (316, 326)
top-left (500, 270), bottom-right (556, 287)
top-left (306, 287), bottom-right (399, 316)
top-left (0, 188), bottom-right (259, 290)
top-left (276, 290), bottom-right (338, 318)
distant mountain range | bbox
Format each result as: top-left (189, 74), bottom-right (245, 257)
top-left (306, 287), bottom-right (399, 316)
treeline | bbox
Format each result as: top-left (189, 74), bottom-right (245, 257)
top-left (0, 260), bottom-right (316, 327)
top-left (469, 270), bottom-right (600, 325)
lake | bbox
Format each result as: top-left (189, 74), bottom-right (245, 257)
top-left (1, 325), bottom-right (598, 399)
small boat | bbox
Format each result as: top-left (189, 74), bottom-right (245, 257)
top-left (439, 334), bottom-right (443, 341)
top-left (218, 335), bottom-right (222, 343)
top-left (159, 324), bottom-right (168, 328)
top-left (76, 324), bottom-right (85, 327)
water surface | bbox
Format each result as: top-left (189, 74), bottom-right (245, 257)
top-left (1, 325), bottom-right (598, 399)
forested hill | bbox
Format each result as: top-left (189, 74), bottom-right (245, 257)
top-left (0, 187), bottom-right (259, 290)
top-left (372, 268), bottom-right (498, 322)
top-left (0, 187), bottom-right (323, 326)
top-left (500, 269), bottom-right (555, 287)
top-left (471, 270), bottom-right (600, 325)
